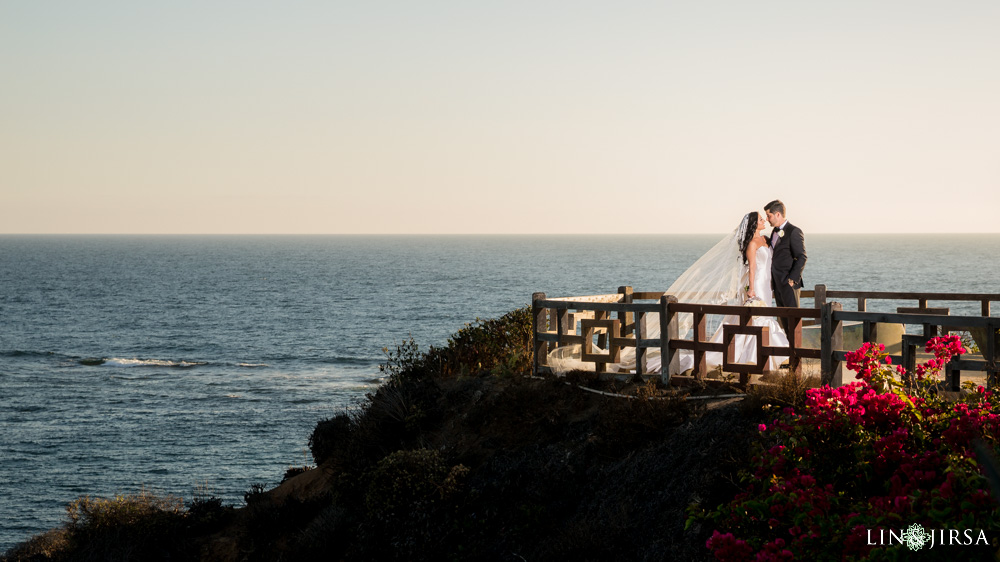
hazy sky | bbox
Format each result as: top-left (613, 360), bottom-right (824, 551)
top-left (3, 1), bottom-right (998, 234)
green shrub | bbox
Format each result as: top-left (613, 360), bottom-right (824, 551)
top-left (185, 495), bottom-right (233, 533)
top-left (364, 448), bottom-right (468, 519)
top-left (593, 385), bottom-right (701, 455)
top-left (66, 490), bottom-right (183, 530)
top-left (379, 337), bottom-right (422, 379)
top-left (282, 465), bottom-right (313, 483)
top-left (243, 483), bottom-right (267, 506)
top-left (309, 413), bottom-right (353, 465)
top-left (740, 373), bottom-right (821, 415)
top-left (62, 490), bottom-right (188, 560)
top-left (2, 528), bottom-right (71, 561)
top-left (380, 308), bottom-right (533, 381)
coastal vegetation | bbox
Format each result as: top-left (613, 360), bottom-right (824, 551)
top-left (698, 336), bottom-right (1000, 560)
top-left (5, 311), bottom-right (999, 561)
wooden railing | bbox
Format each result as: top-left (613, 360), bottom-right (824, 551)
top-left (805, 287), bottom-right (995, 317)
top-left (532, 285), bottom-right (1000, 388)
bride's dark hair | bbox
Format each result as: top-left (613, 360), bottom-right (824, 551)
top-left (737, 211), bottom-right (758, 265)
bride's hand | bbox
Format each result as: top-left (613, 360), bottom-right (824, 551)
top-left (747, 289), bottom-right (756, 299)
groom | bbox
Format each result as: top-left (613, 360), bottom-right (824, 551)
top-left (764, 200), bottom-right (807, 331)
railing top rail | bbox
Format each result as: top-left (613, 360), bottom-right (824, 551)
top-left (534, 297), bottom-right (829, 318)
top-left (835, 310), bottom-right (1000, 327)
top-left (536, 299), bottom-right (661, 313)
top-left (818, 289), bottom-right (1000, 302)
top-left (544, 294), bottom-right (624, 303)
top-left (539, 288), bottom-right (1000, 304)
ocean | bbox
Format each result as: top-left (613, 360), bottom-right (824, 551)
top-left (2, 234), bottom-right (998, 551)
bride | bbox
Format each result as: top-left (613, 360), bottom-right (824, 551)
top-left (684, 211), bottom-right (790, 372)
top-left (547, 210), bottom-right (789, 375)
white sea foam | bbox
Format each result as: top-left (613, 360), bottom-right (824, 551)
top-left (103, 358), bottom-right (205, 368)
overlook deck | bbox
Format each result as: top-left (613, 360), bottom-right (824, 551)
top-left (532, 285), bottom-right (1000, 389)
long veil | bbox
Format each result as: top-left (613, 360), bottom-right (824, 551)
top-left (547, 214), bottom-right (753, 374)
top-left (656, 214), bottom-right (752, 335)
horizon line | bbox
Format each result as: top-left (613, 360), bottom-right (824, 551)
top-left (2, 232), bottom-right (998, 237)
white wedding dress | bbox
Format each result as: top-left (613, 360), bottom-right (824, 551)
top-left (675, 243), bottom-right (789, 373)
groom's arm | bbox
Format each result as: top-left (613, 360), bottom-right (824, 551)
top-left (788, 227), bottom-right (807, 287)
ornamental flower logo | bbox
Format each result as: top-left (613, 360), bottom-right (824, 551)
top-left (901, 523), bottom-right (929, 551)
top-left (777, 229), bottom-right (784, 238)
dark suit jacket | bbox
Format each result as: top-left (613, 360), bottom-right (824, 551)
top-left (771, 222), bottom-right (807, 289)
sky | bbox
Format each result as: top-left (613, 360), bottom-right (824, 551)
top-left (2, 1), bottom-right (998, 234)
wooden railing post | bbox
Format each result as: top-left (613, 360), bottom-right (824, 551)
top-left (660, 295), bottom-right (680, 384)
top-left (814, 284), bottom-right (827, 309)
top-left (947, 358), bottom-right (962, 392)
top-left (666, 295), bottom-right (680, 379)
top-left (556, 308), bottom-right (570, 353)
top-left (987, 320), bottom-right (999, 389)
top-left (821, 302), bottom-right (844, 386)
top-left (618, 286), bottom-right (633, 338)
top-left (637, 310), bottom-right (648, 376)
top-left (901, 334), bottom-right (921, 383)
top-left (532, 292), bottom-right (547, 375)
top-left (659, 296), bottom-right (670, 384)
top-left (693, 311), bottom-right (707, 379)
top-left (789, 315), bottom-right (803, 377)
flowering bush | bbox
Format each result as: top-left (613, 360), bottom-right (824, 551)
top-left (696, 335), bottom-right (1000, 560)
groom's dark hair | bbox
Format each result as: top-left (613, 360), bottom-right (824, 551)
top-left (765, 200), bottom-right (786, 216)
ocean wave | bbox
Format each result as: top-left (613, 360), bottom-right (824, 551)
top-left (86, 358), bottom-right (208, 368)
top-left (12, 405), bottom-right (47, 413)
top-left (236, 362), bottom-right (269, 368)
top-left (317, 356), bottom-right (380, 366)
top-left (1, 350), bottom-right (58, 358)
